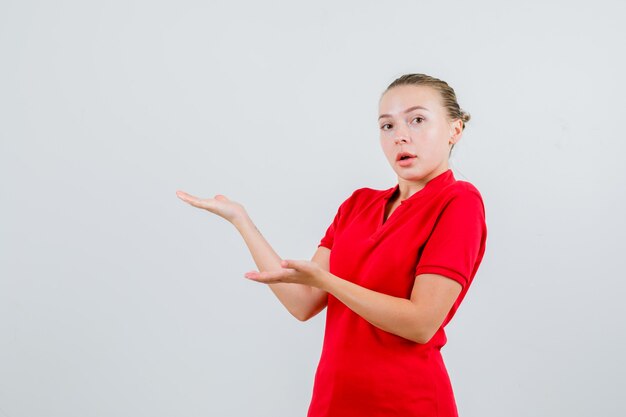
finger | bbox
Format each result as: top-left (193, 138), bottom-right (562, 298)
top-left (176, 191), bottom-right (213, 209)
top-left (176, 190), bottom-right (193, 198)
top-left (245, 273), bottom-right (285, 284)
top-left (246, 276), bottom-right (284, 284)
top-left (245, 270), bottom-right (285, 280)
top-left (184, 198), bottom-right (207, 209)
top-left (176, 190), bottom-right (199, 203)
top-left (244, 269), bottom-right (292, 283)
top-left (281, 259), bottom-right (308, 271)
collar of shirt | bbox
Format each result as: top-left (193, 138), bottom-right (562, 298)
top-left (383, 169), bottom-right (455, 205)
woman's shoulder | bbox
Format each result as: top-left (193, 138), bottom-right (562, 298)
top-left (349, 185), bottom-right (392, 201)
top-left (332, 185), bottom-right (389, 211)
top-left (445, 179), bottom-right (484, 199)
top-left (439, 179), bottom-right (485, 215)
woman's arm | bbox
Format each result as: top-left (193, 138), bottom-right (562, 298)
top-left (319, 272), bottom-right (461, 343)
top-left (245, 261), bottom-right (461, 343)
top-left (176, 190), bottom-right (327, 321)
top-left (233, 215), bottom-right (328, 321)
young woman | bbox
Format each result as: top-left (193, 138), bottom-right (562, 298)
top-left (176, 73), bottom-right (487, 417)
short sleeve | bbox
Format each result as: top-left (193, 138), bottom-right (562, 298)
top-left (414, 190), bottom-right (487, 289)
top-left (318, 190), bottom-right (358, 250)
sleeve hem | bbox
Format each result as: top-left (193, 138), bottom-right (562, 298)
top-left (415, 265), bottom-right (467, 288)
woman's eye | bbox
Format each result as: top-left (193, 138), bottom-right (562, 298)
top-left (380, 123), bottom-right (392, 130)
top-left (412, 116), bottom-right (424, 123)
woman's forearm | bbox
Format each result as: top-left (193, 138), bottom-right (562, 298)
top-left (233, 214), bottom-right (323, 320)
top-left (318, 272), bottom-right (431, 343)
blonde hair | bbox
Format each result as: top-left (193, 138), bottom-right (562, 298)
top-left (383, 73), bottom-right (471, 153)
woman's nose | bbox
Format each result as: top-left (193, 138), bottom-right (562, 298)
top-left (394, 124), bottom-right (410, 144)
top-left (395, 136), bottom-right (409, 144)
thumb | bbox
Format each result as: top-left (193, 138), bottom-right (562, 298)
top-left (214, 194), bottom-right (228, 201)
top-left (282, 259), bottom-right (306, 270)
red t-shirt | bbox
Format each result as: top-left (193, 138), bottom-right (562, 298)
top-left (307, 169), bottom-right (487, 417)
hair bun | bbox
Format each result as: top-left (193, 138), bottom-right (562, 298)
top-left (460, 110), bottom-right (471, 129)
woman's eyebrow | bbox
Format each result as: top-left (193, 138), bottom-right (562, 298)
top-left (378, 105), bottom-right (430, 120)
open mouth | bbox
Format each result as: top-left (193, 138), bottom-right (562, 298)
top-left (396, 152), bottom-right (416, 161)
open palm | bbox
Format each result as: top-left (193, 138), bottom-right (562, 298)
top-left (175, 190), bottom-right (247, 224)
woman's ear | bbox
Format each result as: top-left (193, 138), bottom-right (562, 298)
top-left (449, 119), bottom-right (464, 146)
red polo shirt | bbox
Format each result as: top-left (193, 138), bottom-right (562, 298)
top-left (307, 169), bottom-right (487, 417)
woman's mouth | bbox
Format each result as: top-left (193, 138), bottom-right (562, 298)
top-left (396, 151), bottom-right (417, 166)
top-left (397, 156), bottom-right (416, 167)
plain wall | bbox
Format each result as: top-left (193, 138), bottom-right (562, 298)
top-left (1, 0), bottom-right (625, 416)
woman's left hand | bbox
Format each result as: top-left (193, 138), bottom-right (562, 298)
top-left (244, 259), bottom-right (329, 289)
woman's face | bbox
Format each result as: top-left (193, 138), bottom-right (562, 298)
top-left (378, 85), bottom-right (462, 186)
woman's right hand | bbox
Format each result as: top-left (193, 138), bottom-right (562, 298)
top-left (175, 190), bottom-right (248, 225)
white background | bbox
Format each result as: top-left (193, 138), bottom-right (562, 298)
top-left (1, 0), bottom-right (625, 416)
